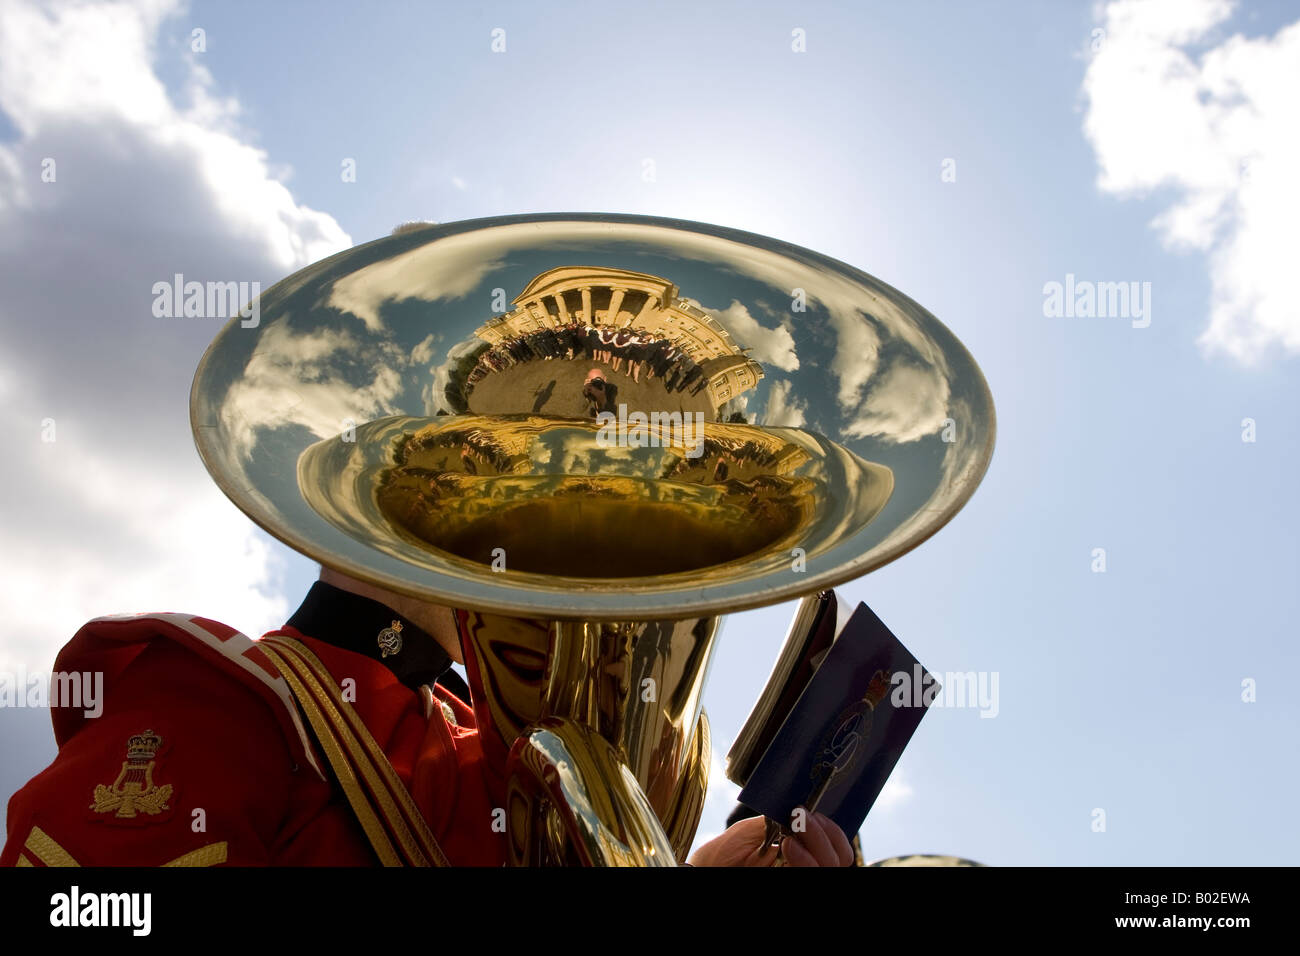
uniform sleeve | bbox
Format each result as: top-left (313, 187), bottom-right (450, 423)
top-left (1, 638), bottom-right (341, 867)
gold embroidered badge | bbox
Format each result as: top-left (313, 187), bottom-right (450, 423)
top-left (90, 729), bottom-right (174, 820)
top-left (377, 620), bottom-right (403, 658)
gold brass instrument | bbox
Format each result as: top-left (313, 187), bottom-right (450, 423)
top-left (190, 215), bottom-right (995, 865)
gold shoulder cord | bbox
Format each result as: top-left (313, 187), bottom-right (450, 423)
top-left (257, 636), bottom-right (450, 867)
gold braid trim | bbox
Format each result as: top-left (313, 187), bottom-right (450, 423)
top-left (261, 636), bottom-right (448, 867)
top-left (24, 826), bottom-right (79, 867)
top-left (261, 636), bottom-right (449, 866)
top-left (161, 841), bottom-right (229, 867)
top-left (256, 641), bottom-right (405, 866)
top-left (260, 637), bottom-right (449, 867)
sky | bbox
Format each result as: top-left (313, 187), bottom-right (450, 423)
top-left (0, 0), bottom-right (1296, 865)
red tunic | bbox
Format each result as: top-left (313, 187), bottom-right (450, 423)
top-left (1, 613), bottom-right (507, 867)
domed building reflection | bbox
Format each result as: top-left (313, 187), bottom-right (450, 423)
top-left (457, 266), bottom-right (765, 419)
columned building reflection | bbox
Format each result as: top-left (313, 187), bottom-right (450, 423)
top-left (471, 266), bottom-right (765, 411)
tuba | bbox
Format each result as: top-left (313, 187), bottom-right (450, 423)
top-left (191, 214), bottom-right (995, 865)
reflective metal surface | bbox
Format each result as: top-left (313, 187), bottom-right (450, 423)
top-left (504, 718), bottom-right (681, 866)
top-left (865, 855), bottom-right (987, 867)
top-left (458, 609), bottom-right (715, 863)
top-left (191, 213), bottom-right (995, 621)
top-left (190, 213), bottom-right (996, 865)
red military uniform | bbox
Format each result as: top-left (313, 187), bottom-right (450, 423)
top-left (1, 586), bottom-right (507, 867)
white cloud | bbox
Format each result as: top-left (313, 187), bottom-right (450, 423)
top-left (0, 0), bottom-right (351, 671)
top-left (692, 299), bottom-right (800, 372)
top-left (0, 370), bottom-right (292, 675)
top-left (222, 322), bottom-right (406, 460)
top-left (425, 336), bottom-right (482, 415)
top-left (0, 0), bottom-right (349, 270)
top-left (327, 234), bottom-right (504, 332)
top-left (762, 379), bottom-right (807, 428)
top-left (411, 332), bottom-right (439, 365)
top-left (845, 361), bottom-right (951, 443)
top-left (1083, 0), bottom-right (1300, 361)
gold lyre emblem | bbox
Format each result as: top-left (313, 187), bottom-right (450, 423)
top-left (90, 729), bottom-right (173, 821)
top-left (377, 620), bottom-right (403, 658)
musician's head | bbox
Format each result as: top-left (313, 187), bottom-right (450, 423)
top-left (317, 565), bottom-right (463, 663)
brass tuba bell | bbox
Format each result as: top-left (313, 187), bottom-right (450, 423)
top-left (191, 214), bottom-right (995, 865)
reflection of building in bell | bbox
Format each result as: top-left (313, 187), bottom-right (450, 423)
top-left (472, 266), bottom-right (764, 410)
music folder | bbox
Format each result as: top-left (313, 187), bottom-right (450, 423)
top-left (728, 591), bottom-right (939, 841)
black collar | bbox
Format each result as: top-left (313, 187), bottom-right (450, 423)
top-left (284, 581), bottom-right (467, 699)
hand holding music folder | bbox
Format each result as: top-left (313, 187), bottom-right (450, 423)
top-left (727, 591), bottom-right (939, 842)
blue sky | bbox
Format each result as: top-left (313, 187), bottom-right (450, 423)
top-left (0, 0), bottom-right (1296, 864)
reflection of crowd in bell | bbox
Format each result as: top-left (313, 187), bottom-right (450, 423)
top-left (455, 436), bottom-right (508, 475)
top-left (666, 436), bottom-right (790, 482)
top-left (465, 323), bottom-right (710, 396)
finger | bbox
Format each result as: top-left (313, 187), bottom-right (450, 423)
top-left (728, 816), bottom-right (764, 837)
top-left (747, 841), bottom-right (780, 867)
top-left (781, 835), bottom-right (819, 867)
top-left (792, 811), bottom-right (837, 867)
top-left (731, 817), bottom-right (780, 867)
top-left (815, 813), bottom-right (855, 867)
top-left (734, 816), bottom-right (774, 846)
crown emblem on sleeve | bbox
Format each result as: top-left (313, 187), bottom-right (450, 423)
top-left (90, 729), bottom-right (174, 822)
top-left (126, 729), bottom-right (163, 759)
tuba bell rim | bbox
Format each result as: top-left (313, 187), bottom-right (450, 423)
top-left (189, 211), bottom-right (996, 622)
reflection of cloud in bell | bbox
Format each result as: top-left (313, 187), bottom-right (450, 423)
top-left (398, 220), bottom-right (949, 442)
top-left (845, 362), bottom-right (950, 443)
top-left (691, 299), bottom-right (799, 372)
top-left (424, 337), bottom-right (482, 415)
top-left (552, 434), bottom-right (639, 475)
top-left (315, 220), bottom-right (963, 450)
top-left (832, 315), bottom-right (882, 411)
top-left (763, 380), bottom-right (806, 428)
top-left (620, 225), bottom-right (949, 439)
top-left (327, 233), bottom-right (506, 331)
top-left (222, 320), bottom-right (405, 459)
top-left (411, 333), bottom-right (439, 365)
top-left (725, 393), bottom-right (750, 418)
top-left (629, 227), bottom-right (894, 407)
top-left (877, 394), bottom-right (985, 552)
top-left (937, 396), bottom-right (981, 494)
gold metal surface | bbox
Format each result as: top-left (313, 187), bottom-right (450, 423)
top-left (192, 217), bottom-right (996, 620)
top-left (189, 214), bottom-right (997, 865)
top-left (297, 414), bottom-right (893, 587)
top-left (865, 855), bottom-right (987, 867)
top-left (504, 718), bottom-right (679, 866)
top-left (458, 610), bottom-right (717, 863)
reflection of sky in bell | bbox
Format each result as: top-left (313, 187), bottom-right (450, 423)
top-left (199, 220), bottom-right (982, 611)
top-left (2, 0), bottom-right (1297, 868)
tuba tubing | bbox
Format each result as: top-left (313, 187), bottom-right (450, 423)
top-left (504, 718), bottom-right (680, 866)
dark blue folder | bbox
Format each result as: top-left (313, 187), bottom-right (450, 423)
top-left (737, 601), bottom-right (938, 838)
